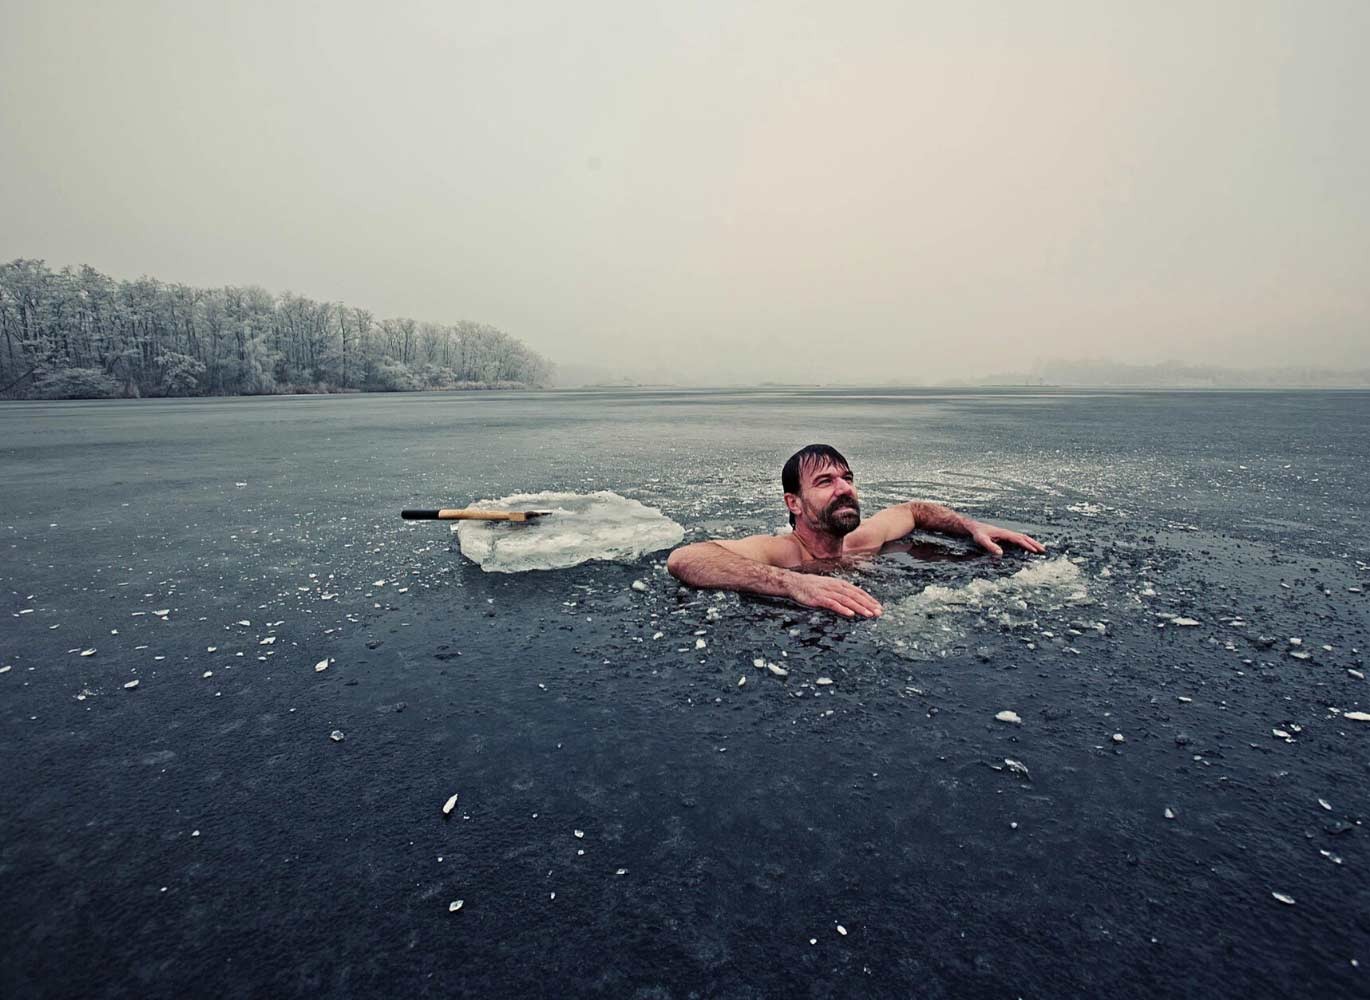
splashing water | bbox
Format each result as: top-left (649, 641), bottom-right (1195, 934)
top-left (454, 491), bottom-right (684, 573)
top-left (879, 557), bottom-right (1090, 658)
top-left (913, 557), bottom-right (1087, 608)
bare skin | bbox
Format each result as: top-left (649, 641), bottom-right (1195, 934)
top-left (665, 458), bottom-right (1047, 618)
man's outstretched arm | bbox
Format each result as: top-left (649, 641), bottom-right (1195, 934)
top-left (907, 500), bottom-right (1046, 555)
top-left (666, 539), bottom-right (884, 617)
top-left (849, 501), bottom-right (1046, 555)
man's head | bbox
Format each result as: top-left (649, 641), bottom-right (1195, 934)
top-left (781, 444), bottom-right (860, 535)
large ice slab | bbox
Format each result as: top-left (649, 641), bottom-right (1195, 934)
top-left (454, 491), bottom-right (684, 573)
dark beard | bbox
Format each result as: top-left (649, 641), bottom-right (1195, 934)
top-left (818, 499), bottom-right (861, 536)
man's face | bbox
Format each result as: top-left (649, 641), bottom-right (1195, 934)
top-left (791, 460), bottom-right (861, 536)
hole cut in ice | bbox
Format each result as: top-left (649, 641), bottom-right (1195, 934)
top-left (879, 557), bottom-right (1089, 659)
top-left (454, 491), bottom-right (684, 573)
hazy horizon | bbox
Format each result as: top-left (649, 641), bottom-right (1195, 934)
top-left (3, 1), bottom-right (1367, 384)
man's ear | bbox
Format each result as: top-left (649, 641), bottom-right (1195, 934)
top-left (784, 493), bottom-right (802, 519)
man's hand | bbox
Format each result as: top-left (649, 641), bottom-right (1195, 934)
top-left (968, 521), bottom-right (1047, 557)
top-left (785, 573), bottom-right (884, 618)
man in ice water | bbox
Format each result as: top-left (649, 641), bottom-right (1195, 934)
top-left (666, 444), bottom-right (1046, 618)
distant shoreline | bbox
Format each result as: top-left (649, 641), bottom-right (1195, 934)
top-left (554, 382), bottom-right (1370, 392)
top-left (9, 383), bottom-right (1370, 403)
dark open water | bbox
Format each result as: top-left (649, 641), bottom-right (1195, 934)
top-left (2, 388), bottom-right (1367, 998)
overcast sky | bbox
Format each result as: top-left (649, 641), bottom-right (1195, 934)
top-left (2, 0), bottom-right (1367, 383)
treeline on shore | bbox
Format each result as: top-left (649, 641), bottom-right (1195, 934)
top-left (0, 259), bottom-right (553, 399)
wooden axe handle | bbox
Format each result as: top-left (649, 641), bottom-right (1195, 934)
top-left (402, 509), bottom-right (538, 522)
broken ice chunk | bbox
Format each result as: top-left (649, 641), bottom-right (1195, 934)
top-left (1003, 758), bottom-right (1031, 780)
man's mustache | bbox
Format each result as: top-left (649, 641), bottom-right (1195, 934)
top-left (826, 499), bottom-right (860, 515)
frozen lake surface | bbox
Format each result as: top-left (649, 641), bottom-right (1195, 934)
top-left (2, 387), bottom-right (1368, 998)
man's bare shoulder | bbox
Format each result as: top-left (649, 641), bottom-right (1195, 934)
top-left (711, 532), bottom-right (804, 568)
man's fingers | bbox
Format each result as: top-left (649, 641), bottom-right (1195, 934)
top-left (835, 580), bottom-right (877, 600)
top-left (974, 531), bottom-right (1004, 557)
top-left (835, 581), bottom-right (882, 616)
top-left (795, 577), bottom-right (882, 617)
top-left (976, 525), bottom-right (1050, 556)
top-left (820, 597), bottom-right (857, 617)
top-left (825, 595), bottom-right (870, 618)
top-left (822, 585), bottom-right (880, 618)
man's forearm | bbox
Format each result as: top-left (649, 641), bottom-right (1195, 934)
top-left (666, 542), bottom-right (796, 598)
top-left (908, 500), bottom-right (977, 537)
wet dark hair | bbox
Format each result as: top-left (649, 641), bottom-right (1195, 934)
top-left (781, 444), bottom-right (851, 526)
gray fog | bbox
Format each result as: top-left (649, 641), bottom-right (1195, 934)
top-left (2, 0), bottom-right (1367, 385)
